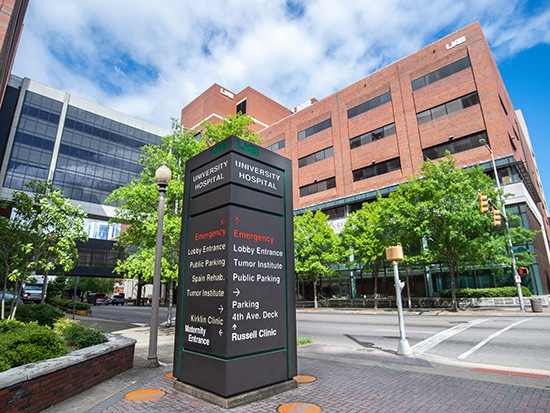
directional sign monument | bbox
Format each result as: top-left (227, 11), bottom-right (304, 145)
top-left (174, 136), bottom-right (297, 402)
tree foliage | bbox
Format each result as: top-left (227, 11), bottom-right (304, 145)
top-left (0, 181), bottom-right (87, 319)
top-left (106, 114), bottom-right (261, 286)
top-left (340, 198), bottom-right (400, 309)
top-left (294, 210), bottom-right (340, 308)
top-left (386, 154), bottom-right (535, 310)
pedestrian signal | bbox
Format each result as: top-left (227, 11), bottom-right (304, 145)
top-left (478, 192), bottom-right (489, 214)
top-left (518, 267), bottom-right (529, 276)
top-left (492, 208), bottom-right (501, 226)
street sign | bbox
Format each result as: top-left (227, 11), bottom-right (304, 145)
top-left (174, 136), bottom-right (296, 398)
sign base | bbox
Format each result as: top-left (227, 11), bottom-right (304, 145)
top-left (174, 377), bottom-right (297, 409)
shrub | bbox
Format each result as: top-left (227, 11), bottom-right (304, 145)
top-left (439, 286), bottom-right (532, 299)
top-left (14, 303), bottom-right (65, 327)
top-left (54, 318), bottom-right (107, 349)
top-left (48, 297), bottom-right (91, 311)
top-left (0, 321), bottom-right (67, 372)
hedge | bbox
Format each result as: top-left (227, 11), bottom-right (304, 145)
top-left (14, 303), bottom-right (65, 327)
top-left (0, 320), bottom-right (68, 372)
top-left (439, 286), bottom-right (532, 299)
top-left (48, 297), bottom-right (91, 311)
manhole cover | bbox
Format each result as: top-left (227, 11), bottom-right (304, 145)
top-left (124, 389), bottom-right (166, 401)
top-left (278, 402), bottom-right (322, 412)
top-left (294, 375), bottom-right (317, 383)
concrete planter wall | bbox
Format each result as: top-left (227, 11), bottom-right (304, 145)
top-left (0, 333), bottom-right (135, 413)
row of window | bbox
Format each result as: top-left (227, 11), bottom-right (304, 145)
top-left (299, 177), bottom-right (336, 197)
top-left (347, 91), bottom-right (391, 119)
top-left (266, 139), bottom-right (285, 152)
top-left (417, 91), bottom-right (479, 125)
top-left (4, 92), bottom-right (60, 191)
top-left (298, 118), bottom-right (331, 141)
top-left (353, 158), bottom-right (401, 182)
top-left (422, 131), bottom-right (488, 161)
top-left (411, 56), bottom-right (471, 91)
top-left (57, 144), bottom-right (143, 174)
top-left (298, 146), bottom-right (334, 168)
top-left (350, 123), bottom-right (396, 149)
top-left (64, 117), bottom-right (155, 150)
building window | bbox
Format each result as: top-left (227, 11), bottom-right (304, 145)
top-left (299, 177), bottom-right (336, 197)
top-left (3, 91), bottom-right (63, 190)
top-left (53, 105), bottom-right (162, 205)
top-left (266, 139), bottom-right (285, 152)
top-left (298, 118), bottom-right (332, 141)
top-left (499, 96), bottom-right (508, 116)
top-left (353, 158), bottom-right (401, 182)
top-left (298, 146), bottom-right (334, 168)
top-left (422, 131), bottom-right (488, 160)
top-left (236, 99), bottom-right (247, 115)
top-left (417, 91), bottom-right (479, 125)
top-left (350, 123), bottom-right (396, 149)
top-left (347, 91), bottom-right (391, 119)
top-left (323, 206), bottom-right (346, 219)
top-left (411, 56), bottom-right (471, 91)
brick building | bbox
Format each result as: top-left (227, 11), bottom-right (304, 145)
top-left (181, 22), bottom-right (550, 297)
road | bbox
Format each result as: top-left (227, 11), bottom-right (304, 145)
top-left (297, 311), bottom-right (549, 371)
top-left (89, 304), bottom-right (172, 325)
top-left (90, 305), bottom-right (549, 371)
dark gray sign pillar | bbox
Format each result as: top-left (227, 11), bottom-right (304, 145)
top-left (174, 135), bottom-right (297, 399)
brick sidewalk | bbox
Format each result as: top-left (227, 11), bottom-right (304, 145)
top-left (86, 349), bottom-right (550, 413)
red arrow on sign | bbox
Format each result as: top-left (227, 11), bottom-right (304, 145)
top-left (221, 217), bottom-right (226, 225)
top-left (234, 216), bottom-right (241, 224)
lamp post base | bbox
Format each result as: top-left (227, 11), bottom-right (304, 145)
top-left (397, 339), bottom-right (412, 356)
top-left (146, 357), bottom-right (160, 368)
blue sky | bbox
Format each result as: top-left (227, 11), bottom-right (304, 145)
top-left (11, 1), bottom-right (550, 195)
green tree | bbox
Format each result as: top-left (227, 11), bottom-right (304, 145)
top-left (106, 114), bottom-right (262, 300)
top-left (294, 210), bottom-right (341, 308)
top-left (389, 154), bottom-right (534, 311)
top-left (1, 180), bottom-right (88, 318)
top-left (340, 198), bottom-right (398, 309)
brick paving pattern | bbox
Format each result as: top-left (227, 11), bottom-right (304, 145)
top-left (89, 353), bottom-right (550, 413)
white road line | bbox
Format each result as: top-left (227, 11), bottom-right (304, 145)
top-left (376, 329), bottom-right (434, 334)
top-left (458, 318), bottom-right (533, 360)
top-left (411, 319), bottom-right (489, 353)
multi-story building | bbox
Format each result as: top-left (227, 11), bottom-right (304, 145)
top-left (180, 22), bottom-right (550, 297)
top-left (0, 75), bottom-right (170, 292)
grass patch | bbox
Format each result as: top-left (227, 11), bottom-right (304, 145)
top-left (297, 337), bottom-right (313, 346)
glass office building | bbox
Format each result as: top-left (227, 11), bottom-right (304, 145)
top-left (0, 75), bottom-right (170, 217)
top-left (0, 75), bottom-right (170, 276)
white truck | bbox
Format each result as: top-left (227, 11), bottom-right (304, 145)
top-left (22, 275), bottom-right (47, 302)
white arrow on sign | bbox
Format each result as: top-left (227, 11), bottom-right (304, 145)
top-left (233, 288), bottom-right (240, 297)
top-left (219, 329), bottom-right (223, 336)
top-left (232, 324), bottom-right (237, 330)
top-left (218, 305), bottom-right (224, 313)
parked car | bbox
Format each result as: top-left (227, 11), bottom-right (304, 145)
top-left (0, 292), bottom-right (23, 303)
top-left (105, 295), bottom-right (125, 305)
top-left (22, 285), bottom-right (44, 302)
top-left (87, 293), bottom-right (107, 305)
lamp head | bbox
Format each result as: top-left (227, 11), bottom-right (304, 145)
top-left (155, 162), bottom-right (172, 188)
top-left (479, 138), bottom-right (487, 146)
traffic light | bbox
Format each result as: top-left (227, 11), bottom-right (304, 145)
top-left (478, 192), bottom-right (489, 214)
top-left (492, 208), bottom-right (501, 226)
top-left (518, 267), bottom-right (529, 276)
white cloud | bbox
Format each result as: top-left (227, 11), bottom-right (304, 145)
top-left (12, 0), bottom-right (550, 130)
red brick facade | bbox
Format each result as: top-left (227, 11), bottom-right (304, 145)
top-left (181, 22), bottom-right (550, 294)
top-left (0, 0), bottom-right (28, 105)
top-left (0, 344), bottom-right (134, 413)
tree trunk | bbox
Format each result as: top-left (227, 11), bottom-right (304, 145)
top-left (313, 276), bottom-right (318, 309)
top-left (450, 264), bottom-right (458, 311)
top-left (10, 280), bottom-right (24, 319)
top-left (40, 274), bottom-right (49, 304)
